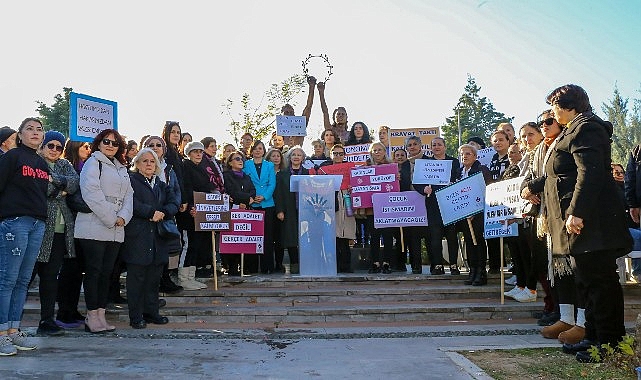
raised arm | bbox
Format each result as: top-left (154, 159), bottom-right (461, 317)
top-left (318, 81), bottom-right (332, 131)
top-left (301, 76), bottom-right (317, 124)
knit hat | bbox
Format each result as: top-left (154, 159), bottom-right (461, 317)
top-left (466, 136), bottom-right (486, 149)
top-left (0, 126), bottom-right (17, 145)
top-left (145, 135), bottom-right (167, 156)
top-left (184, 141), bottom-right (205, 156)
top-left (42, 130), bottom-right (66, 148)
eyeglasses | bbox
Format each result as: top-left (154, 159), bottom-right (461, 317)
top-left (232, 156), bottom-right (243, 162)
top-left (332, 151), bottom-right (345, 156)
top-left (102, 138), bottom-right (120, 147)
top-left (46, 143), bottom-right (63, 152)
top-left (147, 143), bottom-right (163, 148)
top-left (539, 118), bottom-right (555, 127)
top-left (613, 170), bottom-right (624, 175)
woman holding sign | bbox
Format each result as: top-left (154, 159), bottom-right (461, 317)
top-left (457, 144), bottom-right (491, 286)
top-left (365, 142), bottom-right (395, 274)
top-left (415, 137), bottom-right (461, 275)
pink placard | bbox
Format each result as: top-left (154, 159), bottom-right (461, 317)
top-left (219, 210), bottom-right (265, 254)
top-left (349, 163), bottom-right (400, 208)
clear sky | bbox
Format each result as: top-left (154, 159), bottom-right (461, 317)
top-left (1, 0), bottom-right (639, 152)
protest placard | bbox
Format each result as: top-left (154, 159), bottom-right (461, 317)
top-left (412, 159), bottom-right (453, 185)
top-left (434, 172), bottom-right (486, 226)
top-left (69, 92), bottom-right (118, 142)
top-left (388, 127), bottom-right (439, 157)
top-left (349, 163), bottom-right (400, 208)
top-left (193, 192), bottom-right (231, 231)
top-left (476, 147), bottom-right (495, 168)
top-left (276, 115), bottom-right (307, 136)
top-left (309, 162), bottom-right (356, 190)
top-left (343, 143), bottom-right (371, 164)
top-left (372, 191), bottom-right (427, 228)
top-left (483, 176), bottom-right (524, 239)
top-left (219, 210), bottom-right (265, 254)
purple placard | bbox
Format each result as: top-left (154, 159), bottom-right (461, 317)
top-left (372, 191), bottom-right (427, 228)
top-left (349, 163), bottom-right (400, 208)
top-left (219, 210), bottom-right (265, 254)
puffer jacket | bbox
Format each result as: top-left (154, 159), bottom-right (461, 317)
top-left (74, 151), bottom-right (133, 242)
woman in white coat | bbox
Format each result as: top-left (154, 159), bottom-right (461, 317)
top-left (75, 129), bottom-right (133, 333)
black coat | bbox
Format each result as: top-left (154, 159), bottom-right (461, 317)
top-left (274, 167), bottom-right (309, 247)
top-left (625, 144), bottom-right (641, 208)
top-left (223, 170), bottom-right (256, 207)
top-left (543, 112), bottom-right (632, 255)
top-left (121, 172), bottom-right (180, 266)
top-left (182, 159), bottom-right (218, 231)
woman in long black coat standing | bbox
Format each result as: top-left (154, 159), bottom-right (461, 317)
top-left (122, 148), bottom-right (179, 328)
top-left (525, 84), bottom-right (632, 362)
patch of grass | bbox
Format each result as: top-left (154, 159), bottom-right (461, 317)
top-left (460, 347), bottom-right (636, 380)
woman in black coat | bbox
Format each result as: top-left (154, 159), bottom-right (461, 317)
top-left (222, 151), bottom-right (256, 275)
top-left (525, 85), bottom-right (632, 360)
top-left (274, 147), bottom-right (309, 274)
top-left (122, 148), bottom-right (179, 328)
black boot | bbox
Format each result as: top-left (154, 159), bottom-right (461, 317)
top-left (472, 267), bottom-right (487, 286)
top-left (159, 270), bottom-right (183, 293)
top-left (464, 267), bottom-right (477, 285)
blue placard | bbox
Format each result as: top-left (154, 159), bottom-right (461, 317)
top-left (69, 92), bottom-right (118, 142)
top-left (434, 172), bottom-right (486, 226)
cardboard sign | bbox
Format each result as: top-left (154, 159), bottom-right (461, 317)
top-left (276, 115), bottom-right (307, 136)
top-left (349, 163), bottom-right (400, 208)
top-left (372, 191), bottom-right (427, 228)
top-left (219, 210), bottom-right (265, 254)
top-left (388, 127), bottom-right (439, 158)
top-left (309, 162), bottom-right (356, 190)
top-left (483, 176), bottom-right (524, 239)
top-left (434, 172), bottom-right (486, 226)
top-left (476, 147), bottom-right (495, 168)
top-left (193, 192), bottom-right (231, 231)
top-left (412, 159), bottom-right (453, 185)
top-left (69, 92), bottom-right (118, 143)
top-left (344, 143), bottom-right (371, 164)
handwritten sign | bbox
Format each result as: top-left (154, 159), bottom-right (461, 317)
top-left (276, 115), bottom-right (307, 136)
top-left (434, 173), bottom-right (486, 226)
top-left (476, 147), bottom-right (495, 168)
top-left (309, 162), bottom-right (356, 190)
top-left (372, 191), bottom-right (427, 228)
top-left (344, 143), bottom-right (371, 164)
top-left (69, 92), bottom-right (118, 143)
top-left (349, 163), bottom-right (400, 208)
top-left (483, 176), bottom-right (524, 239)
top-left (412, 159), bottom-right (453, 185)
top-left (193, 192), bottom-right (231, 231)
top-left (219, 210), bottom-right (265, 254)
top-left (388, 127), bottom-right (439, 157)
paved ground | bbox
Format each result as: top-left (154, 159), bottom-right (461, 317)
top-left (0, 325), bottom-right (567, 379)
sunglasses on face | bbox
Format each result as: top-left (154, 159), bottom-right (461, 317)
top-left (102, 138), bottom-right (120, 147)
top-left (232, 156), bottom-right (243, 162)
top-left (147, 143), bottom-right (163, 148)
top-left (46, 143), bottom-right (63, 152)
top-left (540, 118), bottom-right (555, 127)
top-left (613, 170), bottom-right (624, 175)
top-left (332, 152), bottom-right (345, 156)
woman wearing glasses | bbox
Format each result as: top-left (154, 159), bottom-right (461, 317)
top-left (33, 131), bottom-right (79, 337)
top-left (0, 118), bottom-right (50, 355)
top-left (75, 129), bottom-right (133, 333)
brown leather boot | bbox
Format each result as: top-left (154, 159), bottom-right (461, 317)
top-left (557, 325), bottom-right (585, 344)
top-left (540, 320), bottom-right (573, 339)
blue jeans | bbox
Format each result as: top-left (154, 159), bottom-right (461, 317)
top-left (0, 216), bottom-right (45, 331)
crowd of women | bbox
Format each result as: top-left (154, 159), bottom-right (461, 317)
top-left (0, 82), bottom-right (634, 362)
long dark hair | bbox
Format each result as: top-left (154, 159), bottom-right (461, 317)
top-left (347, 121), bottom-right (372, 145)
top-left (63, 140), bottom-right (87, 169)
top-left (162, 121), bottom-right (181, 151)
top-left (91, 129), bottom-right (127, 165)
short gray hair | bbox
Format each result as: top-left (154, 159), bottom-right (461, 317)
top-left (131, 148), bottom-right (162, 175)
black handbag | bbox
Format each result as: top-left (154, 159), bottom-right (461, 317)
top-left (66, 189), bottom-right (92, 213)
top-left (158, 218), bottom-right (181, 238)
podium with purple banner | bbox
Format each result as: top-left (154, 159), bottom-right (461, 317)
top-left (290, 175), bottom-right (342, 276)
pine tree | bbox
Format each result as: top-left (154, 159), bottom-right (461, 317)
top-left (602, 85), bottom-right (640, 165)
top-left (35, 87), bottom-right (73, 133)
top-left (441, 75), bottom-right (513, 156)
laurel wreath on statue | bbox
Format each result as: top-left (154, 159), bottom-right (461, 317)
top-left (302, 54), bottom-right (333, 83)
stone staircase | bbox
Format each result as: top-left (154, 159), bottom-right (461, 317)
top-left (24, 269), bottom-right (641, 328)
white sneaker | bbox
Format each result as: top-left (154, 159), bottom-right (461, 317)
top-left (505, 275), bottom-right (517, 286)
top-left (513, 287), bottom-right (537, 303)
top-left (504, 286), bottom-right (523, 298)
top-left (9, 331), bottom-right (37, 351)
top-left (0, 335), bottom-right (17, 356)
